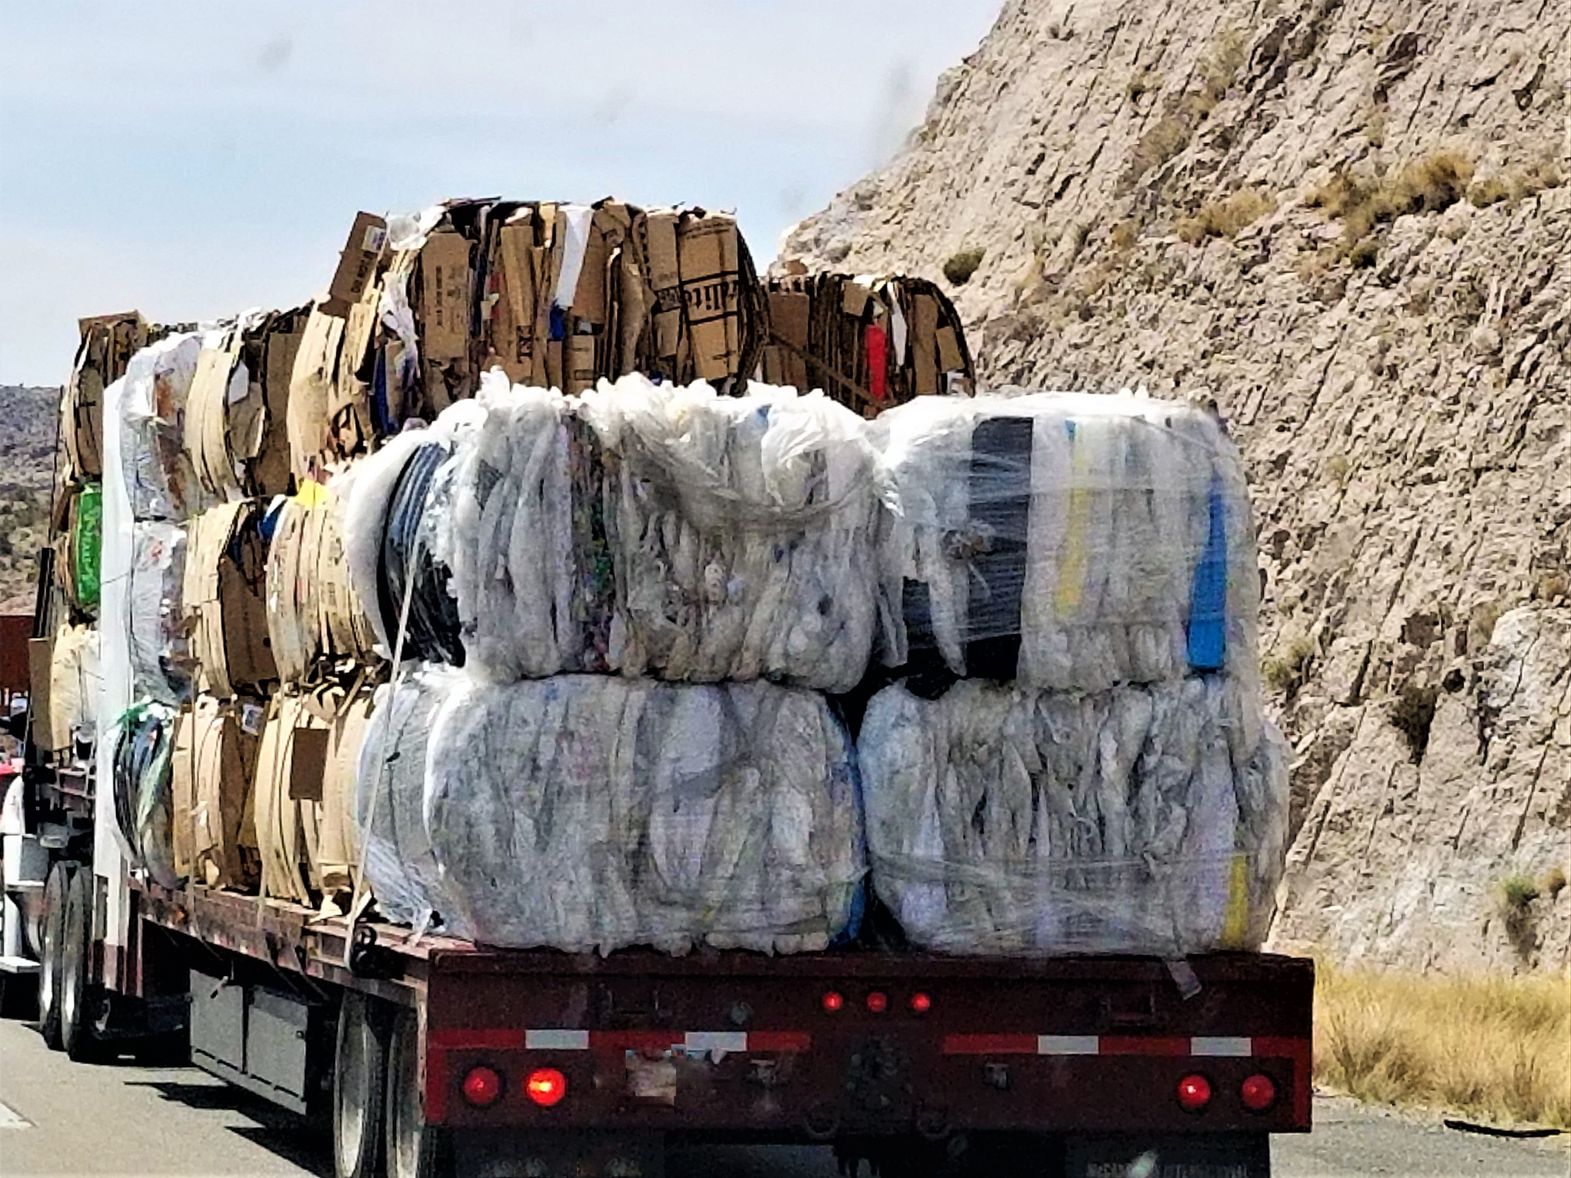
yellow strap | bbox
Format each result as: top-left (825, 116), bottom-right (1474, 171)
top-left (1054, 431), bottom-right (1092, 615)
top-left (1221, 853), bottom-right (1252, 948)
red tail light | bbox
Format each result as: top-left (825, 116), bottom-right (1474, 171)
top-left (910, 992), bottom-right (933, 1015)
top-left (1176, 1073), bottom-right (1212, 1112)
top-left (1240, 1073), bottom-right (1277, 1111)
top-left (525, 1067), bottom-right (567, 1108)
top-left (821, 990), bottom-right (845, 1014)
top-left (461, 1065), bottom-right (503, 1108)
top-left (866, 991), bottom-right (889, 1014)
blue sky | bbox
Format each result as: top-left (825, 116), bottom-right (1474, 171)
top-left (0, 1), bottom-right (1001, 385)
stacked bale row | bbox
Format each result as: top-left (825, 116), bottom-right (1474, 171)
top-left (859, 393), bottom-right (1286, 956)
top-left (343, 373), bottom-right (876, 953)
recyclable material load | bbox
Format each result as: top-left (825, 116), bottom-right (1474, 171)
top-left (110, 702), bottom-right (180, 889)
top-left (172, 696), bottom-right (263, 890)
top-left (859, 677), bottom-right (1288, 956)
top-left (339, 405), bottom-right (483, 664)
top-left (183, 501), bottom-right (277, 698)
top-left (128, 521), bottom-right (191, 705)
top-left (64, 312), bottom-right (151, 480)
top-left (355, 665), bottom-right (459, 926)
top-left (117, 332), bottom-right (204, 521)
top-left (356, 673), bottom-right (864, 954)
top-left (762, 272), bottom-right (975, 417)
top-left (185, 308), bottom-right (308, 501)
top-left (264, 486), bottom-right (377, 683)
top-left (289, 198), bottom-right (765, 477)
top-left (44, 625), bottom-right (102, 754)
top-left (876, 393), bottom-right (1260, 696)
top-left (443, 372), bottom-right (878, 691)
top-left (253, 686), bottom-right (376, 908)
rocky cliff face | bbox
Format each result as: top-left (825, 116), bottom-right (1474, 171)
top-left (785, 0), bottom-right (1570, 971)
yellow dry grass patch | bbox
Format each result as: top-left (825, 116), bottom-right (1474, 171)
top-left (1315, 960), bottom-right (1571, 1129)
top-left (1178, 189), bottom-right (1276, 243)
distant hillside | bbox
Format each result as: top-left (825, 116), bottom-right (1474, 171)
top-left (0, 385), bottom-right (59, 613)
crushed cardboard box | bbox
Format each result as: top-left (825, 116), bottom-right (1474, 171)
top-left (183, 500), bottom-right (277, 699)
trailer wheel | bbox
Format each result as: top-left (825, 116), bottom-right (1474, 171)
top-left (60, 867), bottom-right (103, 1062)
top-left (36, 862), bottom-right (71, 1049)
top-left (385, 1007), bottom-right (450, 1178)
top-left (334, 991), bottom-right (389, 1178)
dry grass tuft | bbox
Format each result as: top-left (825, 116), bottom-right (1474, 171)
top-left (942, 247), bottom-right (985, 286)
top-left (1124, 30), bottom-right (1247, 186)
top-left (1178, 188), bottom-right (1276, 243)
top-left (1308, 151), bottom-right (1476, 264)
top-left (1263, 635), bottom-right (1314, 694)
top-left (1315, 961), bottom-right (1571, 1129)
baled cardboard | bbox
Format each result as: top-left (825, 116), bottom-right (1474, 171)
top-left (420, 230), bottom-right (472, 363)
top-left (322, 212), bottom-right (388, 319)
top-left (287, 307), bottom-right (346, 479)
top-left (184, 501), bottom-right (277, 699)
top-left (676, 214), bottom-right (740, 382)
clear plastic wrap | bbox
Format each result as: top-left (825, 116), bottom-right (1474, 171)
top-left (110, 701), bottom-right (180, 890)
top-left (418, 675), bottom-right (865, 954)
top-left (354, 665), bottom-right (461, 927)
top-left (446, 371), bottom-right (879, 691)
top-left (129, 521), bottom-right (191, 705)
top-left (118, 332), bottom-right (205, 521)
top-left (858, 677), bottom-right (1287, 956)
top-left (874, 393), bottom-right (1260, 704)
top-left (46, 624), bottom-right (102, 755)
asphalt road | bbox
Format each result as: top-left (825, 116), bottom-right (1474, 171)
top-left (1, 1018), bottom-right (1565, 1177)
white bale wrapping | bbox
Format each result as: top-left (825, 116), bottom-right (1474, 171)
top-left (421, 675), bottom-right (865, 954)
top-left (874, 392), bottom-right (1260, 706)
top-left (859, 678), bottom-right (1287, 956)
top-left (128, 521), bottom-right (190, 704)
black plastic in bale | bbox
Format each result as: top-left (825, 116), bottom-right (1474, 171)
top-left (378, 440), bottom-right (464, 665)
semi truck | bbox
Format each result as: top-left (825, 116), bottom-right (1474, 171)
top-left (0, 293), bottom-right (1312, 1178)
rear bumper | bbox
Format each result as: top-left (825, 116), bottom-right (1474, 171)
top-left (424, 950), bottom-right (1313, 1138)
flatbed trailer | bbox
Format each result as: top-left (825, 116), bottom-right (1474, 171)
top-left (47, 871), bottom-right (1311, 1177)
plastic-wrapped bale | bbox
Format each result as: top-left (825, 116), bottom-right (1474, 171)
top-left (264, 483), bottom-right (378, 683)
top-left (110, 701), bottom-right (180, 889)
top-left (58, 483), bottom-right (104, 614)
top-left (118, 332), bottom-right (204, 521)
top-left (128, 522), bottom-right (192, 705)
top-left (339, 404), bottom-right (484, 665)
top-left (171, 696), bottom-right (263, 890)
top-left (422, 675), bottom-right (865, 955)
top-left (184, 501), bottom-right (277, 698)
top-left (451, 372), bottom-right (880, 691)
top-left (581, 375), bottom-right (880, 692)
top-left (875, 393), bottom-right (1260, 698)
top-left (859, 677), bottom-right (1288, 956)
top-left (354, 666), bottom-right (460, 926)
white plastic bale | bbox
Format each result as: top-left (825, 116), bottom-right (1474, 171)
top-left (873, 392), bottom-right (1259, 697)
top-left (353, 665), bottom-right (461, 926)
top-left (859, 677), bottom-right (1287, 956)
top-left (128, 521), bottom-right (191, 705)
top-left (581, 376), bottom-right (880, 694)
top-left (117, 333), bottom-right (206, 522)
top-left (421, 676), bottom-right (865, 955)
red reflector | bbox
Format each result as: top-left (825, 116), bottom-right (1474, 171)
top-left (910, 992), bottom-right (932, 1015)
top-left (525, 1067), bottom-right (567, 1108)
top-left (1176, 1073), bottom-right (1212, 1112)
top-left (821, 990), bottom-right (845, 1014)
top-left (866, 991), bottom-right (889, 1014)
top-left (1241, 1073), bottom-right (1277, 1111)
top-left (461, 1065), bottom-right (503, 1108)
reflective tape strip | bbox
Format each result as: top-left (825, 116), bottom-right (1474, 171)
top-left (942, 1034), bottom-right (1040, 1055)
top-left (1191, 1036), bottom-right (1252, 1057)
top-left (1037, 1035), bottom-right (1099, 1055)
top-left (525, 1029), bottom-right (590, 1051)
top-left (684, 1031), bottom-right (748, 1054)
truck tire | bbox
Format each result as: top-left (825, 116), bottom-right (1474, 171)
top-left (37, 862), bottom-right (71, 1050)
top-left (60, 867), bottom-right (103, 1063)
top-left (385, 1007), bottom-right (450, 1178)
top-left (334, 991), bottom-right (389, 1178)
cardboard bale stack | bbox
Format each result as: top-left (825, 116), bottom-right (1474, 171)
top-left (761, 272), bottom-right (974, 418)
top-left (288, 198), bottom-right (765, 479)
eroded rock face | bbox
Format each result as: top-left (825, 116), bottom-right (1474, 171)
top-left (785, 0), bottom-right (1571, 970)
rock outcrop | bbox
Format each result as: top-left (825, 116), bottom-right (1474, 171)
top-left (785, 0), bottom-right (1570, 970)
